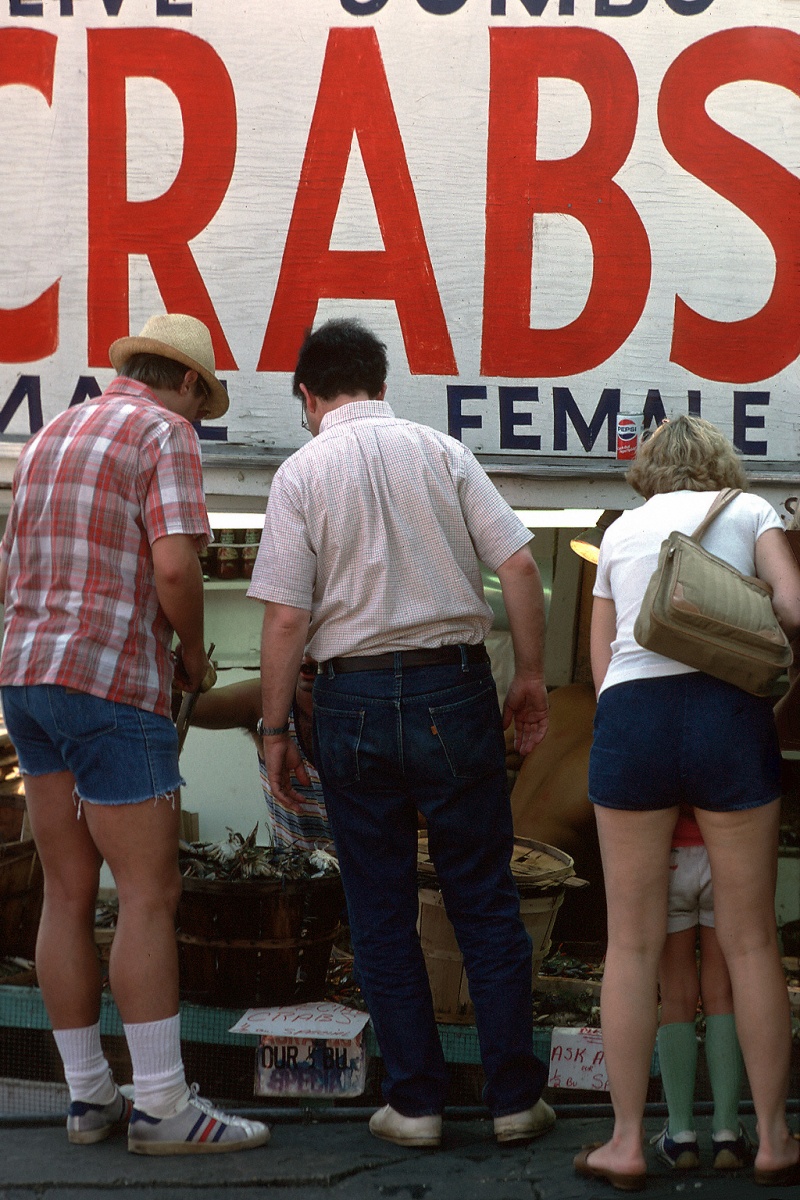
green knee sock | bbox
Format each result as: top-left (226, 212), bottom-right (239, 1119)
top-left (704, 1012), bottom-right (744, 1137)
top-left (657, 1022), bottom-right (698, 1137)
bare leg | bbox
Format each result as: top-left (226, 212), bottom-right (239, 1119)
top-left (82, 793), bottom-right (183, 1024)
top-left (23, 771), bottom-right (103, 1029)
top-left (658, 927), bottom-right (700, 1025)
top-left (586, 806), bottom-right (678, 1177)
top-left (697, 925), bottom-right (733, 1016)
top-left (694, 800), bottom-right (798, 1174)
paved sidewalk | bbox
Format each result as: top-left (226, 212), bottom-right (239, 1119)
top-left (0, 1110), bottom-right (791, 1198)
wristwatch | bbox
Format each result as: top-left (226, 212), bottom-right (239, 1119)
top-left (256, 718), bottom-right (290, 737)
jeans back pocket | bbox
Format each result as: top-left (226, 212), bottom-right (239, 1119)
top-left (428, 682), bottom-right (504, 780)
top-left (313, 704), bottom-right (365, 788)
top-left (49, 689), bottom-right (118, 743)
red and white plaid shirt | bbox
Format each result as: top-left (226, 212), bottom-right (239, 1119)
top-left (0, 378), bottom-right (211, 717)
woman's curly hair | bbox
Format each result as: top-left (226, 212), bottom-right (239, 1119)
top-left (626, 414), bottom-right (749, 500)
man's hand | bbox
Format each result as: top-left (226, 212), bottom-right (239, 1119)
top-left (264, 734), bottom-right (312, 811)
top-left (173, 644), bottom-right (215, 693)
top-left (502, 672), bottom-right (549, 755)
top-left (495, 546), bottom-right (548, 754)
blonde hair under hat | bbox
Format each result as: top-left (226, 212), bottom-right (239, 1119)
top-left (108, 314), bottom-right (229, 419)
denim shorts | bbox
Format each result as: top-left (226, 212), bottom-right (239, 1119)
top-left (589, 672), bottom-right (781, 813)
top-left (0, 685), bottom-right (184, 805)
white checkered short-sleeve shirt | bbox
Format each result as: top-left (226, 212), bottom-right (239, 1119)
top-left (248, 401), bottom-right (532, 661)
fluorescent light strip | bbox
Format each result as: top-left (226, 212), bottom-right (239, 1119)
top-left (515, 509), bottom-right (604, 529)
top-left (207, 510), bottom-right (604, 531)
top-left (207, 512), bottom-right (266, 529)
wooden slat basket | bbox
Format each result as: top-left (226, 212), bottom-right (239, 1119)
top-left (417, 836), bottom-right (580, 1025)
top-left (0, 730), bottom-right (42, 963)
top-left (176, 872), bottom-right (345, 1008)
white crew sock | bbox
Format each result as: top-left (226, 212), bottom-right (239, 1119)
top-left (123, 1014), bottom-right (189, 1118)
top-left (52, 1024), bottom-right (116, 1104)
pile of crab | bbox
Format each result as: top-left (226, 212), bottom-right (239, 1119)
top-left (179, 824), bottom-right (339, 882)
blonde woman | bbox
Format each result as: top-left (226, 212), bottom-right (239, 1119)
top-left (574, 416), bottom-right (800, 1191)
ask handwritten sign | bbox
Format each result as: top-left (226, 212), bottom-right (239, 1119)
top-left (548, 1027), bottom-right (608, 1093)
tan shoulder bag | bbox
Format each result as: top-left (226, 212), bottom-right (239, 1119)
top-left (633, 489), bottom-right (792, 697)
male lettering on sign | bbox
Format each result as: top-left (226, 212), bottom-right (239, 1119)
top-left (0, 315), bottom-right (268, 1156)
top-left (248, 318), bottom-right (553, 1148)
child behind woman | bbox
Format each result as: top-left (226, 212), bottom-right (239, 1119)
top-left (653, 804), bottom-right (752, 1171)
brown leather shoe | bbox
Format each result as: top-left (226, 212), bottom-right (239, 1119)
top-left (753, 1159), bottom-right (800, 1187)
top-left (573, 1144), bottom-right (647, 1192)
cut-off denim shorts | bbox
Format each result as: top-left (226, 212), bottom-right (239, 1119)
top-left (589, 671), bottom-right (781, 813)
top-left (0, 685), bottom-right (184, 805)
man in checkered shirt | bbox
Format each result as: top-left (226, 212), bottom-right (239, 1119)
top-left (248, 318), bottom-right (554, 1150)
top-left (0, 315), bottom-right (268, 1156)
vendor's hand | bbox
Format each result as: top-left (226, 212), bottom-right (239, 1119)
top-left (264, 734), bottom-right (312, 812)
top-left (502, 673), bottom-right (549, 755)
top-left (173, 644), bottom-right (216, 693)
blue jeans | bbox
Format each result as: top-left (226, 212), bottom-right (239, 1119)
top-left (313, 655), bottom-right (547, 1117)
top-left (1, 685), bottom-right (183, 804)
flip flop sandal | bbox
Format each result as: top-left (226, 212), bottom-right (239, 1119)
top-left (753, 1159), bottom-right (800, 1187)
top-left (573, 1144), bottom-right (647, 1193)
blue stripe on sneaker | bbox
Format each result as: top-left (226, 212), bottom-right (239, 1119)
top-left (187, 1112), bottom-right (207, 1141)
top-left (68, 1101), bottom-right (101, 1117)
top-left (212, 1122), bottom-right (227, 1142)
top-left (130, 1108), bottom-right (161, 1126)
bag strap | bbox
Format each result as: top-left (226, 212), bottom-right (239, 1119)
top-left (690, 488), bottom-right (742, 545)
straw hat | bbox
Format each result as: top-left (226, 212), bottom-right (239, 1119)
top-left (109, 314), bottom-right (229, 419)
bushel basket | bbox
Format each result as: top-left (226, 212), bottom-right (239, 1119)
top-left (417, 836), bottom-right (579, 1024)
top-left (176, 873), bottom-right (344, 1008)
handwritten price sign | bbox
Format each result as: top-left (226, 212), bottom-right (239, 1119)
top-left (548, 1027), bottom-right (608, 1093)
top-left (229, 1001), bottom-right (370, 1041)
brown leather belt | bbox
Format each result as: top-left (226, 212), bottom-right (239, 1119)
top-left (321, 644), bottom-right (489, 674)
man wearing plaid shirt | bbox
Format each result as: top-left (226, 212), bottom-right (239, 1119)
top-left (249, 318), bottom-right (554, 1150)
top-left (0, 315), bottom-right (268, 1155)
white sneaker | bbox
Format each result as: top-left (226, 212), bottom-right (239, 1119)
top-left (128, 1085), bottom-right (270, 1155)
top-left (494, 1098), bottom-right (556, 1144)
top-left (66, 1084), bottom-right (134, 1145)
top-left (369, 1104), bottom-right (442, 1147)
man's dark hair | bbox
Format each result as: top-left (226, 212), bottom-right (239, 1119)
top-left (292, 319), bottom-right (388, 401)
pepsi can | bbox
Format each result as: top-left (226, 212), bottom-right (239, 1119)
top-left (616, 414), bottom-right (641, 461)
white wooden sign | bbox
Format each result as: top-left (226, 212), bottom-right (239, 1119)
top-left (230, 1002), bottom-right (370, 1099)
top-left (1, 1), bottom-right (798, 462)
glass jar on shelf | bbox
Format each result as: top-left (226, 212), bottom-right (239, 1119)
top-left (240, 528), bottom-right (261, 579)
top-left (215, 529), bottom-right (240, 580)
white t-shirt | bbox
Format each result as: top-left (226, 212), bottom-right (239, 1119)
top-left (593, 490), bottom-right (783, 695)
